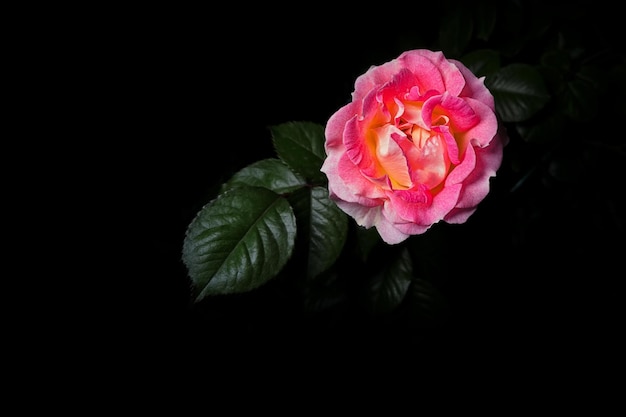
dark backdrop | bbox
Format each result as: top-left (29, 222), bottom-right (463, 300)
top-left (108, 1), bottom-right (625, 374)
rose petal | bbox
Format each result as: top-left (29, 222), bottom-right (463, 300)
top-left (374, 126), bottom-right (411, 189)
top-left (453, 134), bottom-right (505, 210)
top-left (399, 50), bottom-right (466, 96)
top-left (459, 97), bottom-right (499, 148)
top-left (451, 59), bottom-right (495, 111)
top-left (325, 103), bottom-right (358, 150)
top-left (322, 151), bottom-right (385, 206)
top-left (446, 141), bottom-right (477, 186)
top-left (353, 59), bottom-right (404, 104)
top-left (406, 132), bottom-right (450, 190)
top-left (387, 183), bottom-right (462, 225)
top-left (332, 199), bottom-right (382, 229)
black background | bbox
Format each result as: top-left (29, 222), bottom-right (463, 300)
top-left (101, 1), bottom-right (625, 376)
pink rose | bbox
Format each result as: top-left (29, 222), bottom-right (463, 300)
top-left (321, 49), bottom-right (508, 244)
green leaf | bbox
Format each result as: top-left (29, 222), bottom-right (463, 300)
top-left (560, 77), bottom-right (598, 122)
top-left (515, 113), bottom-right (567, 144)
top-left (354, 225), bottom-right (382, 263)
top-left (270, 121), bottom-right (327, 184)
top-left (487, 63), bottom-right (551, 122)
top-left (540, 50), bottom-right (571, 72)
top-left (405, 278), bottom-right (449, 325)
top-left (365, 247), bottom-right (413, 315)
top-left (460, 49), bottom-right (501, 78)
top-left (182, 186), bottom-right (297, 301)
top-left (220, 158), bottom-right (306, 194)
top-left (287, 186), bottom-right (348, 280)
top-left (301, 269), bottom-right (346, 313)
top-left (406, 224), bottom-right (449, 280)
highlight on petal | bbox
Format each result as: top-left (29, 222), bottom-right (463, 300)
top-left (407, 133), bottom-right (450, 190)
top-left (374, 126), bottom-right (411, 189)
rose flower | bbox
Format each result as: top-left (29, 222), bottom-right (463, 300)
top-left (321, 49), bottom-right (508, 244)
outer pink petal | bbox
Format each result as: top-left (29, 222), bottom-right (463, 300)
top-left (399, 50), bottom-right (466, 96)
top-left (325, 102), bottom-right (358, 149)
top-left (353, 59), bottom-right (404, 103)
top-left (446, 141), bottom-right (477, 186)
top-left (460, 97), bottom-right (498, 148)
top-left (375, 220), bottom-right (411, 245)
top-left (381, 202), bottom-right (432, 235)
top-left (450, 59), bottom-right (495, 110)
top-left (444, 206), bottom-right (477, 224)
top-left (344, 114), bottom-right (379, 176)
top-left (386, 183), bottom-right (462, 226)
top-left (436, 93), bottom-right (480, 131)
top-left (333, 200), bottom-right (382, 229)
top-left (322, 151), bottom-right (384, 206)
top-left (374, 203), bottom-right (414, 243)
top-left (393, 221), bottom-right (432, 236)
top-left (453, 134), bottom-right (505, 210)
top-left (431, 182), bottom-right (463, 213)
top-left (380, 68), bottom-right (419, 104)
top-left (338, 152), bottom-right (387, 200)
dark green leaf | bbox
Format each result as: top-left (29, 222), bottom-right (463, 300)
top-left (406, 224), bottom-right (449, 280)
top-left (487, 63), bottom-right (551, 122)
top-left (540, 50), bottom-right (571, 72)
top-left (308, 187), bottom-right (348, 279)
top-left (560, 77), bottom-right (598, 122)
top-left (220, 158), bottom-right (306, 194)
top-left (354, 225), bottom-right (382, 263)
top-left (288, 186), bottom-right (348, 280)
top-left (405, 278), bottom-right (450, 325)
top-left (538, 65), bottom-right (566, 96)
top-left (301, 269), bottom-right (346, 313)
top-left (515, 113), bottom-right (567, 144)
top-left (366, 247), bottom-right (413, 315)
top-left (271, 121), bottom-right (327, 184)
top-left (460, 49), bottom-right (501, 78)
top-left (182, 186), bottom-right (296, 301)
